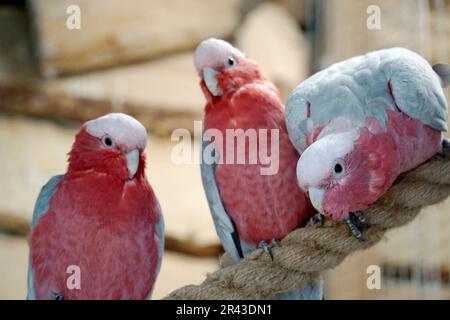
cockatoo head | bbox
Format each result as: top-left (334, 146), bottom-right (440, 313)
top-left (296, 129), bottom-right (384, 220)
top-left (194, 38), bottom-right (263, 100)
top-left (69, 113), bottom-right (148, 181)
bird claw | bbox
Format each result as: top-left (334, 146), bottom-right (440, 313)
top-left (345, 212), bottom-right (367, 242)
top-left (52, 292), bottom-right (64, 300)
top-left (271, 238), bottom-right (282, 247)
top-left (353, 211), bottom-right (368, 226)
top-left (439, 138), bottom-right (450, 157)
top-left (308, 213), bottom-right (325, 226)
top-left (258, 239), bottom-right (280, 261)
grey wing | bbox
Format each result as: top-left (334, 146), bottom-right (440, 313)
top-left (285, 65), bottom-right (345, 154)
top-left (285, 90), bottom-right (310, 154)
top-left (274, 279), bottom-right (324, 300)
top-left (433, 64), bottom-right (450, 88)
top-left (155, 200), bottom-right (164, 277)
top-left (286, 49), bottom-right (450, 153)
top-left (382, 48), bottom-right (448, 132)
top-left (27, 175), bottom-right (63, 300)
top-left (147, 201), bottom-right (164, 299)
top-left (200, 139), bottom-right (243, 262)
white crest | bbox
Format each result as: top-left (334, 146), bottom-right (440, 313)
top-left (193, 38), bottom-right (245, 74)
top-left (297, 130), bottom-right (359, 189)
top-left (86, 113), bottom-right (147, 151)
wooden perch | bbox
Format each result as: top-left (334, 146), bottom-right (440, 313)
top-left (28, 0), bottom-right (240, 76)
top-left (0, 212), bottom-right (222, 257)
top-left (0, 211), bottom-right (30, 236)
top-left (164, 236), bottom-right (223, 258)
top-left (0, 82), bottom-right (198, 137)
top-left (165, 147), bottom-right (450, 299)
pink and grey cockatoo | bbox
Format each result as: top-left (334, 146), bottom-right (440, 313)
top-left (194, 38), bottom-right (322, 299)
top-left (27, 113), bottom-right (164, 299)
top-left (286, 47), bottom-right (450, 240)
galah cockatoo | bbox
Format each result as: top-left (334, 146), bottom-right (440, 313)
top-left (194, 38), bottom-right (322, 299)
top-left (286, 47), bottom-right (450, 240)
top-left (28, 113), bottom-right (164, 299)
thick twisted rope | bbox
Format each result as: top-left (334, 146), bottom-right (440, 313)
top-left (164, 146), bottom-right (450, 299)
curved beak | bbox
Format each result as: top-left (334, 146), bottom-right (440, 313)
top-left (203, 67), bottom-right (223, 96)
top-left (308, 187), bottom-right (325, 214)
top-left (125, 149), bottom-right (140, 179)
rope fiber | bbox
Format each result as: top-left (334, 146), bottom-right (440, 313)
top-left (164, 144), bottom-right (450, 299)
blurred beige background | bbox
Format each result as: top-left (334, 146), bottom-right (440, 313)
top-left (0, 0), bottom-right (449, 299)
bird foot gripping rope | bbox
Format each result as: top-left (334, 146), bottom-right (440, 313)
top-left (165, 143), bottom-right (450, 299)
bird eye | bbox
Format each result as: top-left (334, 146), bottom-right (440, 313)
top-left (225, 57), bottom-right (235, 68)
top-left (102, 136), bottom-right (113, 147)
top-left (334, 163), bottom-right (343, 174)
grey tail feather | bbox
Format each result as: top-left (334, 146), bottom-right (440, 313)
top-left (273, 279), bottom-right (324, 300)
top-left (433, 64), bottom-right (450, 88)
